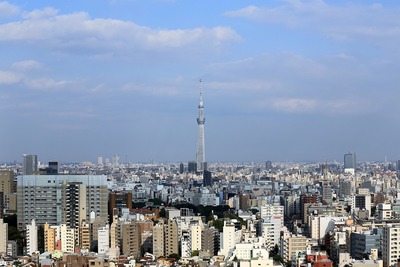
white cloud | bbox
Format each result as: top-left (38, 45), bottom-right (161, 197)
top-left (26, 78), bottom-right (70, 90)
top-left (0, 2), bottom-right (20, 18)
top-left (121, 83), bottom-right (179, 96)
top-left (0, 71), bottom-right (21, 84)
top-left (269, 97), bottom-right (317, 112)
top-left (225, 1), bottom-right (400, 44)
top-left (22, 7), bottom-right (58, 20)
top-left (12, 60), bottom-right (42, 71)
top-left (0, 9), bottom-right (239, 54)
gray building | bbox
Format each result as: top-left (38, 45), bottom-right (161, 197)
top-left (17, 175), bottom-right (108, 230)
top-left (23, 154), bottom-right (38, 175)
top-left (344, 152), bottom-right (356, 172)
top-left (350, 229), bottom-right (382, 260)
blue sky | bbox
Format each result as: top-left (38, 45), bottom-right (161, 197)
top-left (1, 0), bottom-right (400, 163)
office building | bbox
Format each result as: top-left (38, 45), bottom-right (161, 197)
top-left (203, 170), bottom-right (212, 186)
top-left (265, 161), bottom-right (272, 170)
top-left (196, 80), bottom-right (206, 172)
top-left (17, 175), bottom-right (108, 230)
top-left (344, 152), bottom-right (356, 174)
top-left (350, 229), bottom-right (381, 260)
top-left (188, 161), bottom-right (197, 173)
top-left (23, 154), bottom-right (38, 175)
top-left (280, 234), bottom-right (308, 262)
top-left (108, 191), bottom-right (132, 222)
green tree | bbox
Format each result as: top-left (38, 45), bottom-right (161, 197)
top-left (159, 208), bottom-right (166, 218)
top-left (191, 250), bottom-right (199, 257)
top-left (168, 253), bottom-right (180, 261)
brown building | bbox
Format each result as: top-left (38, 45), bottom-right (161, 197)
top-left (79, 221), bottom-right (90, 250)
top-left (121, 221), bottom-right (140, 257)
top-left (137, 220), bottom-right (153, 253)
top-left (0, 171), bottom-right (16, 214)
top-left (300, 194), bottom-right (318, 223)
top-left (108, 191), bottom-right (132, 223)
top-left (201, 226), bottom-right (220, 257)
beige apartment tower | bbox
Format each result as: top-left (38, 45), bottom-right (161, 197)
top-left (121, 221), bottom-right (140, 257)
top-left (165, 219), bottom-right (179, 257)
top-left (152, 222), bottom-right (164, 258)
top-left (0, 219), bottom-right (8, 253)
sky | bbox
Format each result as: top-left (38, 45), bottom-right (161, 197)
top-left (1, 0), bottom-right (400, 163)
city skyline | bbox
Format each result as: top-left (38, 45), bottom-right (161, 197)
top-left (1, 1), bottom-right (400, 163)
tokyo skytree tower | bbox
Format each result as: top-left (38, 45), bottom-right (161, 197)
top-left (196, 80), bottom-right (206, 172)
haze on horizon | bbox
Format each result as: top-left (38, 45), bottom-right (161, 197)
top-left (1, 0), bottom-right (400, 164)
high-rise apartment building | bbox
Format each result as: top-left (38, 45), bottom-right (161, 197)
top-left (79, 220), bottom-right (90, 250)
top-left (17, 175), bottom-right (108, 230)
top-left (26, 219), bottom-right (38, 255)
top-left (153, 222), bottom-right (164, 258)
top-left (0, 219), bottom-right (7, 253)
top-left (137, 220), bottom-right (153, 253)
top-left (44, 223), bottom-right (60, 252)
top-left (0, 170), bottom-right (16, 214)
top-left (61, 181), bottom-right (87, 229)
top-left (60, 224), bottom-right (75, 253)
top-left (98, 225), bottom-right (110, 255)
top-left (23, 154), bottom-right (38, 175)
top-left (220, 221), bottom-right (237, 257)
top-left (165, 219), bottom-right (179, 257)
top-left (121, 221), bottom-right (140, 257)
top-left (202, 227), bottom-right (219, 256)
top-left (383, 224), bottom-right (400, 267)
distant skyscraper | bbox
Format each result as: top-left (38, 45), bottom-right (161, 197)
top-left (203, 170), bottom-right (212, 186)
top-left (188, 161), bottom-right (197, 173)
top-left (196, 80), bottom-right (206, 172)
top-left (97, 156), bottom-right (103, 165)
top-left (344, 152), bottom-right (356, 174)
top-left (23, 154), bottom-right (38, 175)
top-left (265, 161), bottom-right (272, 170)
top-left (179, 162), bottom-right (184, 174)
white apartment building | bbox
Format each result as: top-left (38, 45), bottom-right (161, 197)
top-left (60, 224), bottom-right (75, 253)
top-left (383, 224), bottom-right (400, 267)
top-left (98, 225), bottom-right (110, 255)
top-left (220, 221), bottom-right (241, 258)
top-left (0, 219), bottom-right (7, 253)
top-left (261, 217), bottom-right (281, 250)
top-left (260, 204), bottom-right (284, 227)
top-left (26, 219), bottom-right (38, 255)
